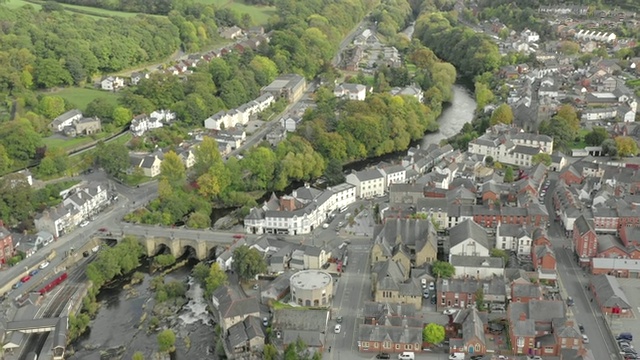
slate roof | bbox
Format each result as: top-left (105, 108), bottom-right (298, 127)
top-left (373, 218), bottom-right (437, 255)
top-left (226, 315), bottom-right (264, 348)
top-left (273, 308), bottom-right (329, 332)
top-left (461, 309), bottom-right (486, 345)
top-left (574, 215), bottom-right (595, 236)
top-left (450, 255), bottom-right (504, 269)
top-left (358, 324), bottom-right (423, 345)
top-left (212, 286), bottom-right (260, 320)
top-left (363, 302), bottom-right (416, 323)
top-left (512, 283), bottom-right (542, 299)
top-left (592, 274), bottom-right (631, 309)
top-left (449, 219), bottom-right (490, 249)
top-left (351, 168), bottom-right (384, 182)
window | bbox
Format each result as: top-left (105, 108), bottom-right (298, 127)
top-left (405, 344), bottom-right (412, 350)
top-left (363, 342), bottom-right (369, 348)
top-left (517, 337), bottom-right (524, 347)
top-left (383, 341), bottom-right (391, 349)
top-left (475, 344), bottom-right (480, 351)
top-left (395, 344), bottom-right (400, 350)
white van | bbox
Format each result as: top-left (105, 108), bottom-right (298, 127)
top-left (398, 352), bottom-right (415, 360)
top-left (449, 353), bottom-right (465, 360)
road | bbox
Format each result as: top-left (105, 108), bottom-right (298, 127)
top-left (543, 177), bottom-right (619, 360)
top-left (326, 239), bottom-right (371, 360)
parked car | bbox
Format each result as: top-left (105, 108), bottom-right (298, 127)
top-left (334, 324), bottom-right (341, 334)
top-left (21, 275), bottom-right (31, 283)
top-left (336, 316), bottom-right (343, 323)
top-left (375, 353), bottom-right (390, 359)
top-left (578, 324), bottom-right (585, 333)
top-left (29, 269), bottom-right (39, 276)
top-left (443, 309), bottom-right (457, 315)
top-left (12, 282), bottom-right (22, 289)
top-left (582, 334), bottom-right (589, 344)
top-left (39, 261), bottom-right (50, 269)
top-left (428, 281), bottom-right (435, 291)
top-left (79, 220), bottom-right (90, 227)
top-left (618, 333), bottom-right (634, 341)
top-left (566, 297), bottom-right (575, 306)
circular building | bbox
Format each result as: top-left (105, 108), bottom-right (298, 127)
top-left (290, 270), bottom-right (333, 307)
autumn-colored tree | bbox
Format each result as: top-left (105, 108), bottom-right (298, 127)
top-left (490, 103), bottom-right (513, 125)
top-left (615, 136), bottom-right (639, 157)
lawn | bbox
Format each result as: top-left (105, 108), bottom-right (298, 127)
top-left (4, 0), bottom-right (41, 9)
top-left (57, 2), bottom-right (147, 18)
top-left (46, 87), bottom-right (121, 112)
top-left (42, 133), bottom-right (109, 151)
top-left (195, 0), bottom-right (275, 25)
top-left (571, 128), bottom-right (591, 149)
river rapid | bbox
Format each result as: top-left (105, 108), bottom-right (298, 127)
top-left (67, 84), bottom-right (476, 359)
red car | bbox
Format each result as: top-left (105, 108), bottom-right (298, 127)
top-left (233, 234), bottom-right (245, 239)
top-left (99, 228), bottom-right (108, 232)
top-left (21, 275), bottom-right (31, 283)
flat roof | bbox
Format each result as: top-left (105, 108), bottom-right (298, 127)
top-left (290, 270), bottom-right (332, 290)
top-left (5, 317), bottom-right (60, 332)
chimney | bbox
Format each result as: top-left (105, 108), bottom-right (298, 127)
top-left (519, 312), bottom-right (527, 321)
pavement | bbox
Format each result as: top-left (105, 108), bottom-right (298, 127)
top-left (543, 178), bottom-right (620, 360)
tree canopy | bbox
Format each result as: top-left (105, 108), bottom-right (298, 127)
top-left (423, 323), bottom-right (445, 344)
top-left (232, 245), bottom-right (267, 281)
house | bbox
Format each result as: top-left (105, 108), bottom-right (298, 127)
top-left (508, 300), bottom-right (576, 356)
top-left (33, 204), bottom-right (76, 238)
top-left (130, 72), bottom-right (149, 85)
top-left (437, 276), bottom-right (507, 311)
top-left (532, 244), bottom-right (557, 283)
top-left (100, 76), bottom-right (124, 91)
top-left (358, 323), bottom-right (423, 354)
top-left (589, 274), bottom-right (632, 317)
top-left (74, 117), bottom-right (101, 136)
top-left (0, 223), bottom-right (14, 265)
top-left (176, 148), bottom-right (196, 169)
top-left (449, 308), bottom-right (487, 356)
top-left (334, 83), bottom-right (367, 101)
top-left (220, 26), bottom-right (243, 39)
top-left (371, 260), bottom-right (423, 310)
top-left (370, 218), bottom-right (438, 269)
top-left (390, 85), bottom-right (424, 103)
top-left (49, 109), bottom-right (82, 132)
top-left (211, 286), bottom-right (260, 332)
top-left (303, 245), bottom-right (331, 270)
top-left (496, 223), bottom-right (533, 256)
top-left (216, 239), bottom-right (247, 271)
top-left (449, 220), bottom-right (491, 258)
top-left (130, 154), bottom-right (162, 178)
top-left (223, 316), bottom-right (265, 359)
top-left (511, 282), bottom-right (543, 303)
top-left (573, 215), bottom-right (598, 266)
top-left (280, 116), bottom-right (301, 132)
top-left (260, 74), bottom-right (306, 103)
top-left (468, 128), bottom-right (554, 167)
top-left (346, 169), bottom-right (386, 198)
top-left (450, 255), bottom-right (504, 280)
top-left (378, 165), bottom-right (406, 188)
top-left (271, 308), bottom-right (330, 350)
top-left (62, 183), bottom-right (109, 220)
top-left (130, 110), bottom-right (176, 137)
top-left (362, 302), bottom-right (417, 325)
top-left (260, 272), bottom-right (291, 303)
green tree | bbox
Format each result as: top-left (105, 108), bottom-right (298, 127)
top-left (192, 262), bottom-right (210, 285)
top-left (34, 58), bottom-right (73, 88)
top-left (249, 55), bottom-right (279, 86)
top-left (232, 245), bottom-right (267, 281)
top-left (193, 136), bottom-right (222, 177)
top-left (423, 323), bottom-right (445, 344)
top-left (157, 329), bottom-right (176, 353)
top-left (490, 103), bottom-right (514, 125)
top-left (615, 136), bottom-right (639, 157)
top-left (0, 119), bottom-right (43, 161)
top-left (0, 144), bottom-right (13, 174)
top-left (112, 106), bottom-right (133, 127)
top-left (38, 96), bottom-right (67, 119)
top-left (205, 262), bottom-right (228, 297)
top-left (133, 351), bottom-right (145, 360)
top-left (585, 127), bottom-right (608, 146)
top-left (264, 344), bottom-right (278, 360)
top-left (602, 138), bottom-right (618, 157)
top-left (154, 254), bottom-right (176, 268)
top-left (531, 153), bottom-right (552, 166)
top-left (475, 287), bottom-right (486, 311)
top-left (490, 248), bottom-right (509, 266)
top-left (475, 82), bottom-right (495, 110)
top-left (556, 104), bottom-right (580, 132)
top-left (186, 211), bottom-right (211, 229)
top-left (558, 40), bottom-right (580, 55)
top-left (504, 166), bottom-right (515, 182)
top-left (94, 141), bottom-right (130, 176)
top-left (85, 98), bottom-right (116, 122)
top-left (431, 261), bottom-right (455, 279)
top-left (324, 158), bottom-right (345, 186)
top-left (160, 151), bottom-right (186, 188)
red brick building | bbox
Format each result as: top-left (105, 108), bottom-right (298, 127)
top-left (573, 215), bottom-right (598, 266)
top-left (589, 274), bottom-right (633, 318)
top-left (620, 226), bottom-right (640, 247)
top-left (558, 167), bottom-right (582, 185)
top-left (511, 283), bottom-right (543, 303)
top-left (532, 245), bottom-right (556, 271)
top-left (0, 222), bottom-right (14, 265)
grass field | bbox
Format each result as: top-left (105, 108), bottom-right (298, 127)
top-left (197, 0), bottom-right (275, 25)
top-left (5, 0), bottom-right (148, 18)
top-left (47, 87), bottom-right (121, 111)
top-left (4, 0), bottom-right (41, 10)
top-left (42, 136), bottom-right (96, 150)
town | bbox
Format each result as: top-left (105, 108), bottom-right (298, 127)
top-left (0, 0), bottom-right (639, 360)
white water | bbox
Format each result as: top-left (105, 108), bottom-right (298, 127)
top-left (179, 277), bottom-right (213, 326)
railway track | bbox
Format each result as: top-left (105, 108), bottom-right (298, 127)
top-left (17, 266), bottom-right (88, 360)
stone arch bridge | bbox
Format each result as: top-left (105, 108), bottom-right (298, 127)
top-left (101, 235), bottom-right (236, 260)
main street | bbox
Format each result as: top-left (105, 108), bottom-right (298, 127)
top-left (543, 177), bottom-right (619, 360)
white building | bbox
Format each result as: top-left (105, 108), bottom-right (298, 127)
top-left (334, 83), bottom-right (367, 101)
top-left (244, 183), bottom-right (356, 235)
top-left (378, 165), bottom-right (406, 188)
top-left (495, 223), bottom-right (533, 256)
top-left (390, 85), bottom-right (424, 103)
top-left (450, 255), bottom-right (505, 280)
top-left (49, 109), bottom-right (83, 132)
top-left (204, 94), bottom-right (275, 130)
top-left (100, 76), bottom-right (125, 91)
top-left (346, 169), bottom-right (386, 199)
top-left (468, 127), bottom-right (554, 167)
top-left (130, 110), bottom-right (176, 137)
top-left (521, 29), bottom-right (540, 43)
top-left (449, 219), bottom-right (491, 258)
top-left (574, 30), bottom-right (617, 43)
